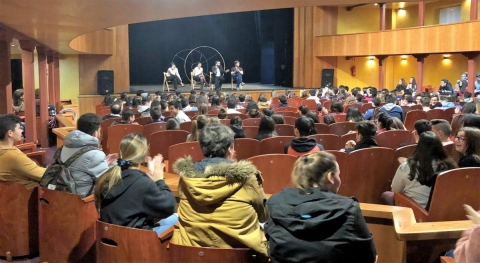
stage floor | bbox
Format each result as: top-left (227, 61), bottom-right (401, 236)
top-left (131, 83), bottom-right (290, 93)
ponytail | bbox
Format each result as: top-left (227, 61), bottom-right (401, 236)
top-left (94, 165), bottom-right (122, 209)
top-left (188, 120), bottom-right (199, 142)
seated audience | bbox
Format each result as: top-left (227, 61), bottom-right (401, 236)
top-left (168, 100), bottom-right (191, 123)
top-left (284, 117), bottom-right (323, 156)
top-left (412, 119), bottom-right (432, 143)
top-left (138, 96), bottom-right (152, 117)
top-left (385, 117), bottom-right (406, 130)
top-left (209, 96), bottom-right (222, 110)
top-left (429, 95), bottom-right (442, 109)
top-left (379, 95), bottom-right (404, 122)
top-left (60, 113), bottom-right (115, 198)
top-left (323, 114), bottom-right (336, 125)
top-left (244, 101), bottom-right (259, 115)
top-left (382, 131), bottom-right (457, 208)
top-left (198, 103), bottom-right (208, 115)
top-left (462, 91), bottom-right (473, 103)
top-left (187, 115), bottom-right (210, 142)
top-left (462, 102), bottom-right (476, 114)
top-left (12, 89), bottom-right (25, 113)
top-left (0, 114), bottom-right (46, 187)
top-left (146, 106), bottom-right (164, 124)
top-left (440, 96), bottom-right (455, 109)
top-left (362, 97), bottom-right (381, 120)
top-left (306, 111), bottom-right (320, 123)
top-left (95, 133), bottom-right (177, 234)
top-left (226, 98), bottom-right (242, 114)
top-left (454, 205), bottom-right (480, 263)
top-left (355, 93), bottom-right (364, 105)
top-left (111, 109), bottom-right (137, 126)
top-left (172, 124), bottom-right (269, 256)
top-left (463, 114), bottom-right (480, 129)
top-left (455, 127), bottom-right (480, 167)
top-left (346, 107), bottom-right (365, 122)
top-left (438, 79), bottom-right (454, 95)
top-left (248, 108), bottom-right (261, 118)
top-left (329, 101), bottom-right (344, 114)
top-left (271, 114), bottom-right (285, 125)
top-left (374, 111), bottom-right (390, 134)
top-left (343, 121), bottom-right (378, 153)
top-left (254, 116), bottom-right (278, 141)
top-left (262, 108), bottom-right (274, 117)
top-left (276, 94), bottom-right (289, 108)
top-left (102, 102), bottom-right (122, 120)
top-left (257, 93), bottom-right (270, 108)
top-left (265, 151), bottom-right (376, 263)
top-left (166, 118), bottom-right (180, 130)
top-left (187, 96), bottom-right (198, 111)
top-left (343, 96), bottom-right (357, 108)
top-left (431, 119), bottom-right (453, 146)
top-left (217, 108), bottom-right (227, 119)
top-left (230, 116), bottom-right (246, 139)
top-left (132, 96), bottom-right (142, 109)
top-left (306, 89), bottom-right (320, 104)
top-left (298, 105), bottom-right (309, 117)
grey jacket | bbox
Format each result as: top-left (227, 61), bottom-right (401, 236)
top-left (60, 130), bottom-right (109, 198)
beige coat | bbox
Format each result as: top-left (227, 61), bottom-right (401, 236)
top-left (172, 157), bottom-right (269, 256)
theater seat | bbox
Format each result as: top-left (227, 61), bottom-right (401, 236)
top-left (308, 134), bottom-right (340, 150)
top-left (143, 122), bottom-right (167, 143)
top-left (274, 124), bottom-right (295, 136)
top-left (0, 183), bottom-right (39, 261)
top-left (26, 150), bottom-right (46, 167)
top-left (242, 118), bottom-right (260, 127)
top-left (149, 130), bottom-right (189, 160)
top-left (39, 188), bottom-right (98, 263)
top-left (440, 256), bottom-right (456, 263)
top-left (168, 243), bottom-right (259, 263)
top-left (234, 138), bottom-right (260, 160)
top-left (376, 130), bottom-right (413, 149)
top-left (259, 136), bottom-right (294, 155)
top-left (107, 124), bottom-right (144, 154)
top-left (247, 154), bottom-right (297, 194)
top-left (328, 122), bottom-right (356, 136)
top-left (404, 110), bottom-right (427, 131)
top-left (96, 221), bottom-right (173, 263)
top-left (168, 142), bottom-right (204, 173)
top-left (301, 99), bottom-right (318, 112)
top-left (242, 126), bottom-right (258, 139)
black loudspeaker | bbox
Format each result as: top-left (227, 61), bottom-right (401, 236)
top-left (97, 70), bottom-right (114, 95)
top-left (321, 69), bottom-right (334, 88)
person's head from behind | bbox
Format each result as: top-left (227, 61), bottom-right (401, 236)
top-left (298, 105), bottom-right (309, 116)
top-left (199, 103), bottom-right (208, 115)
top-left (462, 102), bottom-right (476, 114)
top-left (431, 119), bottom-right (452, 142)
top-left (309, 89), bottom-right (316, 97)
top-left (199, 124), bottom-right (235, 159)
top-left (166, 118), bottom-right (179, 130)
top-left (230, 116), bottom-right (243, 127)
top-left (323, 114), bottom-right (336, 125)
top-left (355, 93), bottom-right (363, 103)
top-left (294, 117), bottom-right (316, 137)
top-left (168, 100), bottom-right (182, 116)
top-left (238, 94), bottom-right (246, 103)
top-left (262, 108), bottom-right (274, 117)
top-left (330, 101), bottom-right (344, 113)
top-left (386, 117), bottom-right (405, 130)
top-left (227, 97), bottom-right (237, 109)
top-left (271, 114), bottom-right (285, 124)
top-left (217, 108), bottom-right (227, 119)
top-left (180, 98), bottom-right (189, 109)
top-left (354, 121), bottom-right (377, 142)
top-left (189, 115), bottom-right (210, 142)
top-left (150, 106), bottom-right (162, 121)
top-left (408, 131), bottom-right (456, 186)
top-left (374, 111), bottom-right (389, 130)
top-left (258, 116), bottom-right (277, 135)
top-left (463, 114), bottom-right (480, 129)
top-left (77, 113), bottom-right (101, 138)
top-left (455, 127), bottom-right (480, 157)
top-left (413, 119), bottom-right (432, 142)
top-left (248, 108), bottom-right (261, 118)
top-left (464, 91), bottom-right (472, 99)
top-left (291, 152), bottom-right (341, 194)
top-left (385, 94), bottom-right (397, 104)
top-left (405, 95), bottom-right (413, 104)
top-left (121, 109), bottom-right (135, 123)
top-left (305, 111), bottom-right (320, 123)
top-left (372, 97), bottom-right (381, 107)
top-left (211, 96), bottom-right (220, 106)
top-left (132, 96), bottom-right (142, 108)
top-left (346, 107), bottom-right (364, 122)
top-left (110, 102), bottom-right (122, 115)
top-left (279, 94), bottom-right (287, 104)
top-left (258, 94), bottom-right (267, 103)
top-left (0, 114), bottom-right (23, 144)
top-left (94, 133), bottom-right (148, 208)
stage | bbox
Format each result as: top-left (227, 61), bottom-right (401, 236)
top-left (130, 82), bottom-right (290, 94)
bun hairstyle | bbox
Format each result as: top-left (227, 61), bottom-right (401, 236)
top-left (248, 108), bottom-right (261, 118)
top-left (217, 108), bottom-right (227, 119)
top-left (294, 117), bottom-right (317, 136)
top-left (188, 115), bottom-right (211, 142)
top-left (291, 152), bottom-right (338, 192)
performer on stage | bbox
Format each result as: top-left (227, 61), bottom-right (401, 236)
top-left (212, 61), bottom-right (230, 91)
top-left (231, 60), bottom-right (245, 91)
top-left (193, 62), bottom-right (208, 89)
top-left (166, 62), bottom-right (184, 90)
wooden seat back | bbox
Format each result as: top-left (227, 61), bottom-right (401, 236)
top-left (242, 118), bottom-right (260, 127)
top-left (16, 142), bottom-right (37, 153)
top-left (185, 111), bottom-right (198, 119)
top-left (207, 109), bottom-right (220, 115)
top-left (323, 101), bottom-right (333, 111)
top-left (136, 117), bottom-right (151, 126)
top-left (98, 109), bottom-right (111, 117)
top-left (274, 111), bottom-right (296, 117)
top-left (339, 147), bottom-right (394, 204)
top-left (168, 243), bottom-right (257, 263)
top-left (219, 119), bottom-right (231, 125)
top-left (242, 126), bottom-right (258, 139)
top-left (443, 108), bottom-right (455, 122)
top-left (325, 150), bottom-right (349, 178)
top-left (270, 97), bottom-right (280, 108)
top-left (234, 138), bottom-right (260, 161)
top-left (96, 221), bottom-right (171, 263)
top-left (339, 132), bottom-right (357, 148)
top-left (287, 98), bottom-right (303, 108)
top-left (314, 123), bottom-right (329, 134)
top-left (275, 107), bottom-right (296, 113)
top-left (168, 142), bottom-right (204, 173)
top-left (426, 109), bottom-right (445, 121)
top-left (274, 124), bottom-right (295, 136)
top-left (391, 144), bottom-right (417, 178)
top-left (409, 104), bottom-right (423, 111)
top-left (39, 188), bottom-right (98, 263)
top-left (247, 154), bottom-right (297, 194)
top-left (227, 113), bottom-right (247, 120)
top-left (283, 116), bottom-right (296, 126)
top-left (259, 136), bottom-right (294, 155)
top-left (107, 124), bottom-right (144, 154)
top-left (0, 183), bottom-right (39, 258)
top-left (308, 134), bottom-right (340, 150)
top-left (26, 151), bottom-right (46, 167)
top-left (404, 110), bottom-right (427, 131)
top-left (301, 99), bottom-right (318, 111)
top-left (376, 130), bottom-right (413, 149)
top-left (343, 104), bottom-right (362, 113)
top-left (179, 121), bottom-right (192, 132)
top-left (149, 130), bottom-right (189, 160)
top-left (100, 118), bottom-right (120, 150)
top-left (333, 113), bottom-right (347, 123)
top-left (360, 104), bottom-right (373, 114)
top-left (143, 122), bottom-right (167, 143)
top-left (328, 122), bottom-right (356, 136)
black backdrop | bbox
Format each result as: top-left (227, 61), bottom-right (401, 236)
top-left (129, 9), bottom-right (293, 86)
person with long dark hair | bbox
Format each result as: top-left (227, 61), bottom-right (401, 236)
top-left (393, 78), bottom-right (407, 93)
top-left (382, 131), bottom-right (457, 208)
top-left (284, 117), bottom-right (323, 156)
top-left (455, 127), bottom-right (480, 167)
top-left (254, 116), bottom-right (277, 141)
top-left (407, 77), bottom-right (417, 95)
top-left (346, 107), bottom-right (365, 123)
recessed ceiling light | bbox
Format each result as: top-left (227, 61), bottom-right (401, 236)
top-left (11, 44), bottom-right (15, 47)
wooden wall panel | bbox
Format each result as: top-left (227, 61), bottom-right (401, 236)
top-left (78, 25), bottom-right (130, 95)
top-left (315, 21), bottom-right (480, 57)
top-left (69, 29), bottom-right (115, 55)
top-left (314, 6), bottom-right (338, 36)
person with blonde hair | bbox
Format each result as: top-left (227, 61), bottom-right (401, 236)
top-left (186, 115), bottom-right (210, 142)
top-left (265, 152), bottom-right (376, 263)
top-left (198, 103), bottom-right (208, 115)
top-left (95, 133), bottom-right (176, 234)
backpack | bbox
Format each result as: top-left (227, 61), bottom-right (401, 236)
top-left (40, 145), bottom-right (98, 194)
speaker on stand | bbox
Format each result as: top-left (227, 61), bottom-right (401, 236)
top-left (97, 70), bottom-right (114, 95)
top-left (321, 69), bottom-right (334, 88)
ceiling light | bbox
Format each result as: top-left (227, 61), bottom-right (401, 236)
top-left (368, 56), bottom-right (375, 60)
top-left (11, 44), bottom-right (15, 47)
top-left (374, 3), bottom-right (378, 6)
top-left (398, 8), bottom-right (406, 16)
top-left (443, 54), bottom-right (450, 60)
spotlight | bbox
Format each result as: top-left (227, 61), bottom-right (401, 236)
top-left (443, 54), bottom-right (450, 60)
top-left (398, 8), bottom-right (406, 16)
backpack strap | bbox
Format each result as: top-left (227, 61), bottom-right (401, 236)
top-left (63, 145), bottom-right (100, 167)
top-left (52, 146), bottom-right (64, 164)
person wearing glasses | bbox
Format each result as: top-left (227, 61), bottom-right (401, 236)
top-left (455, 127), bottom-right (480, 168)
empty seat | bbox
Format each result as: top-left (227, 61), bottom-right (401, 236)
top-left (219, 119), bottom-right (231, 125)
top-left (308, 134), bottom-right (340, 150)
top-left (242, 118), bottom-right (260, 127)
top-left (376, 130), bottom-right (413, 149)
top-left (242, 126), bottom-right (258, 139)
top-left (143, 122), bottom-right (167, 143)
top-left (247, 154), bottom-right (297, 194)
top-left (168, 142), bottom-right (204, 173)
top-left (325, 150), bottom-right (348, 179)
top-left (179, 121), bottom-right (193, 132)
top-left (404, 110), bottom-right (427, 131)
top-left (328, 122), bottom-right (356, 136)
top-left (149, 130), bottom-right (189, 160)
top-left (39, 188), bottom-right (98, 263)
top-left (333, 114), bottom-right (347, 123)
top-left (283, 116), bottom-right (296, 126)
top-left (274, 124), bottom-right (295, 136)
top-left (234, 138), bottom-right (260, 161)
top-left (314, 123), bottom-right (329, 134)
top-left (301, 99), bottom-right (318, 111)
top-left (100, 118), bottom-right (120, 150)
top-left (26, 151), bottom-right (46, 167)
top-left (259, 136), bottom-right (294, 155)
top-left (107, 124), bottom-right (144, 154)
top-left (168, 243), bottom-right (258, 263)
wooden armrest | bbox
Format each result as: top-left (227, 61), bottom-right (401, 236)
top-left (17, 143), bottom-right (37, 153)
top-left (440, 256), bottom-right (456, 263)
top-left (82, 195), bottom-right (95, 203)
top-left (158, 225), bottom-right (176, 242)
top-left (26, 151), bottom-right (46, 167)
top-left (394, 192), bottom-right (429, 222)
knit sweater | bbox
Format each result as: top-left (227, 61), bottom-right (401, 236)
top-left (0, 146), bottom-right (46, 188)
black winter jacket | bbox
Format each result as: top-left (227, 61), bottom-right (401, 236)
top-left (265, 187), bottom-right (376, 263)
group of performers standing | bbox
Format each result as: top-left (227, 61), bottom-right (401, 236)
top-left (166, 60), bottom-right (245, 91)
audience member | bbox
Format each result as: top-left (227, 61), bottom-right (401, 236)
top-left (343, 96), bottom-right (357, 108)
top-left (0, 114), bottom-right (45, 187)
top-left (412, 119), bottom-right (432, 143)
top-left (230, 116), bottom-right (246, 139)
top-left (262, 108), bottom-right (274, 117)
top-left (462, 91), bottom-right (473, 103)
top-left (166, 118), bottom-right (180, 130)
top-left (217, 108), bottom-right (227, 119)
top-left (187, 115), bottom-right (210, 142)
top-left (226, 98), bottom-right (242, 114)
top-left (168, 100), bottom-right (191, 123)
top-left (284, 117), bottom-right (323, 156)
top-left (12, 89), bottom-right (25, 113)
top-left (323, 114), bottom-right (336, 125)
top-left (198, 103), bottom-right (208, 115)
top-left (431, 119), bottom-right (453, 146)
top-left (210, 96), bottom-right (222, 110)
top-left (374, 111), bottom-right (390, 134)
top-left (343, 121), bottom-right (378, 153)
top-left (265, 151), bottom-right (376, 263)
top-left (329, 101), bottom-right (344, 114)
top-left (355, 93), bottom-right (364, 105)
top-left (257, 94), bottom-right (270, 107)
top-left (138, 96), bottom-right (152, 117)
top-left (298, 105), bottom-right (309, 117)
top-left (429, 95), bottom-right (442, 109)
top-left (454, 205), bottom-right (480, 263)
top-left (254, 116), bottom-right (278, 141)
top-left (248, 108), bottom-right (261, 118)
top-left (385, 117), bottom-right (406, 131)
top-left (362, 97), bottom-right (381, 120)
top-left (306, 89), bottom-right (320, 104)
top-left (271, 114), bottom-right (285, 125)
top-left (439, 79), bottom-right (454, 95)
top-left (111, 109), bottom-right (137, 126)
top-left (95, 133), bottom-right (177, 234)
top-left (462, 102), bottom-right (476, 114)
top-left (147, 106), bottom-right (164, 124)
top-left (463, 114), bottom-right (480, 129)
top-left (305, 111), bottom-right (320, 123)
top-left (455, 127), bottom-right (480, 167)
top-left (276, 94), bottom-right (289, 108)
top-left (346, 107), bottom-right (365, 122)
top-left (102, 102), bottom-right (122, 120)
top-left (379, 95), bottom-right (404, 122)
top-left (440, 96), bottom-right (455, 109)
top-left (382, 131), bottom-right (457, 208)
top-left (172, 124), bottom-right (269, 256)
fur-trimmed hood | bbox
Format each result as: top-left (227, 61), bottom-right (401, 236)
top-left (173, 157), bottom-right (261, 206)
